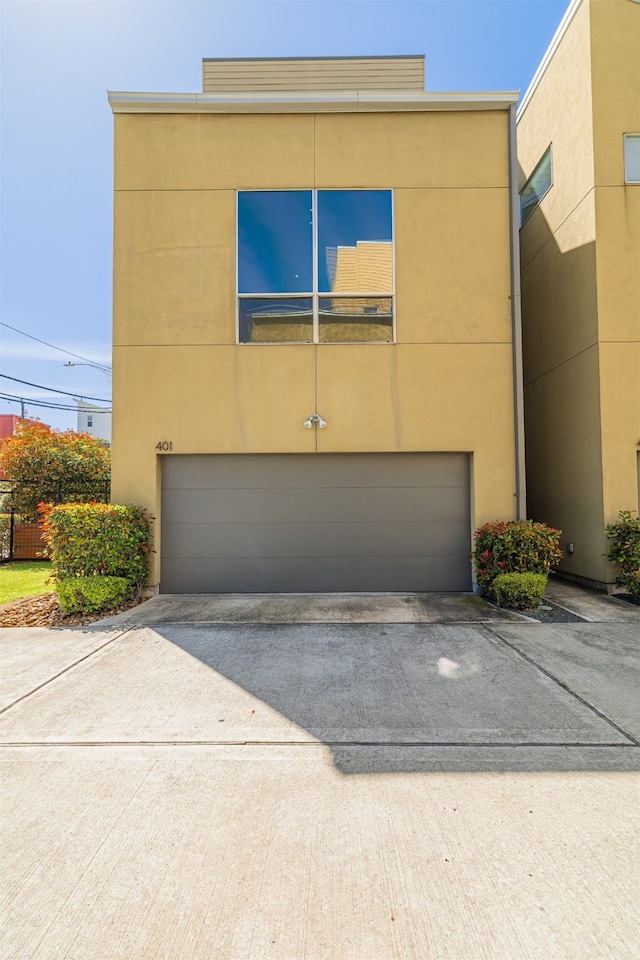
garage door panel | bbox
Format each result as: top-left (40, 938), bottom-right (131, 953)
top-left (161, 453), bottom-right (471, 592)
top-left (163, 486), bottom-right (466, 525)
top-left (162, 520), bottom-right (470, 560)
top-left (162, 453), bottom-right (469, 490)
top-left (161, 556), bottom-right (471, 593)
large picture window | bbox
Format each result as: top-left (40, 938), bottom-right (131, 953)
top-left (238, 190), bottom-right (394, 343)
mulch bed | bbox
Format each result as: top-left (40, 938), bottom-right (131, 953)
top-left (614, 592), bottom-right (640, 608)
top-left (483, 596), bottom-right (585, 623)
top-left (524, 600), bottom-right (586, 623)
top-left (0, 592), bottom-right (148, 628)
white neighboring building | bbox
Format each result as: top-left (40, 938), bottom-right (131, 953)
top-left (76, 401), bottom-right (111, 444)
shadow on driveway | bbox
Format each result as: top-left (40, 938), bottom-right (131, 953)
top-left (154, 622), bottom-right (639, 773)
top-left (1, 617), bottom-right (638, 775)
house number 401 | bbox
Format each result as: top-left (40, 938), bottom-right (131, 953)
top-left (156, 441), bottom-right (173, 451)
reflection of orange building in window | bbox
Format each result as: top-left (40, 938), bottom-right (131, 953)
top-left (326, 240), bottom-right (392, 311)
top-left (321, 240), bottom-right (393, 341)
top-left (319, 240), bottom-right (393, 342)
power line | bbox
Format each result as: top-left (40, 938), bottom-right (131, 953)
top-left (0, 321), bottom-right (112, 373)
top-left (1, 375), bottom-right (110, 403)
top-left (0, 396), bottom-right (78, 412)
top-left (0, 393), bottom-right (111, 413)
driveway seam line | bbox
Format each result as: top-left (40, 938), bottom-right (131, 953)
top-left (0, 629), bottom-right (135, 716)
top-left (0, 740), bottom-right (637, 748)
top-left (484, 625), bottom-right (640, 745)
top-left (101, 618), bottom-right (527, 627)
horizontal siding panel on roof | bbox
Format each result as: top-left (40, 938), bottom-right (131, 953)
top-left (202, 57), bottom-right (425, 93)
top-left (203, 62), bottom-right (423, 73)
top-left (201, 80), bottom-right (423, 90)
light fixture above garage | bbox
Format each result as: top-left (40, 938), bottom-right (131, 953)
top-left (303, 413), bottom-right (328, 429)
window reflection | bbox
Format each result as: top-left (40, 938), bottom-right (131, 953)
top-left (324, 240), bottom-right (393, 295)
top-left (520, 147), bottom-right (552, 226)
top-left (319, 297), bottom-right (393, 342)
top-left (624, 134), bottom-right (640, 183)
top-left (239, 298), bottom-right (313, 343)
top-left (238, 190), bottom-right (394, 343)
top-left (318, 191), bottom-right (393, 293)
top-left (238, 191), bottom-right (313, 294)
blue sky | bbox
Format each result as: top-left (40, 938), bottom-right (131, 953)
top-left (1, 0), bottom-right (568, 429)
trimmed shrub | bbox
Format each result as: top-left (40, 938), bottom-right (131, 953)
top-left (624, 571), bottom-right (640, 602)
top-left (41, 503), bottom-right (151, 586)
top-left (493, 572), bottom-right (547, 610)
top-left (605, 511), bottom-right (640, 602)
top-left (472, 520), bottom-right (563, 594)
top-left (57, 576), bottom-right (134, 615)
top-left (0, 513), bottom-right (10, 560)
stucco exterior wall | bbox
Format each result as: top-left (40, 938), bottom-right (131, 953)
top-left (517, 0), bottom-right (595, 231)
top-left (112, 109), bottom-right (516, 588)
top-left (591, 0), bottom-right (640, 533)
top-left (518, 0), bottom-right (640, 587)
top-left (590, 0), bottom-right (640, 189)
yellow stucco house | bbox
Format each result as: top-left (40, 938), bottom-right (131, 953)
top-left (108, 56), bottom-right (524, 593)
top-left (518, 0), bottom-right (640, 590)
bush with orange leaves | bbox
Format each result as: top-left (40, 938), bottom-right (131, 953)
top-left (0, 420), bottom-right (110, 520)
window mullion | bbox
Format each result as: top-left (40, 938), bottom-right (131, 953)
top-left (312, 190), bottom-right (319, 343)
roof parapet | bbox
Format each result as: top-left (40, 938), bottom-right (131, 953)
top-left (108, 89), bottom-right (519, 114)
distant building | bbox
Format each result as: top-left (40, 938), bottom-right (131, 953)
top-left (0, 415), bottom-right (20, 480)
top-left (76, 402), bottom-right (111, 445)
top-left (0, 415), bottom-right (20, 441)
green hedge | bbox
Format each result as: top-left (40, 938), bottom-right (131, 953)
top-left (493, 572), bottom-right (547, 610)
top-left (0, 513), bottom-right (10, 560)
top-left (42, 503), bottom-right (151, 586)
top-left (472, 520), bottom-right (563, 594)
top-left (57, 576), bottom-right (134, 615)
top-left (605, 511), bottom-right (640, 602)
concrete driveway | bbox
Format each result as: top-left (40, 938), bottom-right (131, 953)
top-left (1, 588), bottom-right (639, 959)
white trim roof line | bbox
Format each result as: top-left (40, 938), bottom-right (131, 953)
top-left (517, 0), bottom-right (583, 121)
top-left (202, 54), bottom-right (426, 62)
top-left (108, 89), bottom-right (519, 114)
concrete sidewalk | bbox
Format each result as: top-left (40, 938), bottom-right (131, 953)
top-left (1, 590), bottom-right (639, 959)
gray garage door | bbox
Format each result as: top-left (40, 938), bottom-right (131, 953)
top-left (161, 454), bottom-right (471, 593)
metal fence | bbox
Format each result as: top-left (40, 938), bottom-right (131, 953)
top-left (0, 481), bottom-right (111, 562)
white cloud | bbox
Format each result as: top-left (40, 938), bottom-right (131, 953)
top-left (0, 341), bottom-right (111, 365)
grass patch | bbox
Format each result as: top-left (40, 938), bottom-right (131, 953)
top-left (0, 562), bottom-right (55, 604)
